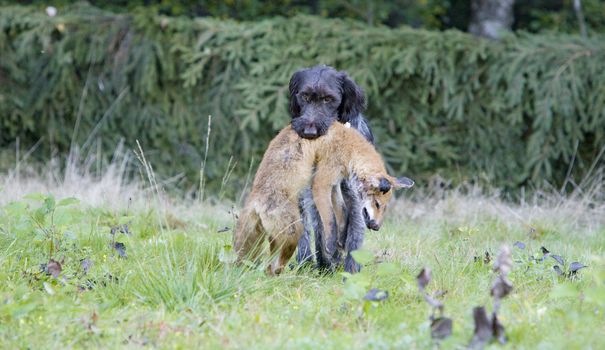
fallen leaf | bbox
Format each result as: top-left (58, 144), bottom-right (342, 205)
top-left (469, 306), bottom-right (492, 349)
top-left (493, 245), bottom-right (512, 275)
top-left (112, 242), bottom-right (127, 258)
top-left (217, 226), bottom-right (231, 233)
top-left (417, 267), bottom-right (431, 291)
top-left (81, 258), bottom-right (92, 274)
top-left (83, 311), bottom-right (100, 334)
top-left (568, 262), bottom-right (587, 274)
top-left (483, 251), bottom-right (491, 264)
top-left (47, 259), bottom-right (62, 278)
top-left (423, 293), bottom-right (443, 310)
top-left (434, 290), bottom-right (448, 298)
top-left (110, 224), bottom-right (130, 236)
top-left (550, 254), bottom-right (564, 265)
top-left (540, 246), bottom-right (550, 255)
top-left (492, 312), bottom-right (506, 344)
top-left (513, 241), bottom-right (526, 250)
top-left (491, 275), bottom-right (513, 299)
top-left (553, 265), bottom-right (564, 276)
top-left (363, 288), bottom-right (389, 302)
top-left (430, 317), bottom-right (452, 340)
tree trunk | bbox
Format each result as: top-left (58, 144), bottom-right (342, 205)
top-left (468, 0), bottom-right (515, 40)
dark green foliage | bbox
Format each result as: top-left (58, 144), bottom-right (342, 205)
top-left (0, 1), bottom-right (475, 29)
top-left (1, 4), bottom-right (604, 195)
top-left (514, 0), bottom-right (605, 35)
top-left (4, 1), bottom-right (605, 33)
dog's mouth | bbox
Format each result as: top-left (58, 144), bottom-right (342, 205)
top-left (302, 125), bottom-right (319, 139)
top-left (292, 115), bottom-right (333, 140)
top-left (363, 208), bottom-right (379, 231)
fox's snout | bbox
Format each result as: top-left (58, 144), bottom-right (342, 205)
top-left (367, 220), bottom-right (380, 231)
top-left (363, 207), bottom-right (381, 231)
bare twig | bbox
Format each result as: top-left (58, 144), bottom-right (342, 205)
top-left (238, 157), bottom-right (256, 206)
top-left (81, 87), bottom-right (129, 152)
top-left (573, 0), bottom-right (588, 38)
top-left (559, 139), bottom-right (579, 196)
top-left (199, 115), bottom-right (212, 202)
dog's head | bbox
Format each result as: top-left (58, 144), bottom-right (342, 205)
top-left (289, 65), bottom-right (366, 139)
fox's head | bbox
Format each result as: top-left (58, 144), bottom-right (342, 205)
top-left (361, 175), bottom-right (414, 231)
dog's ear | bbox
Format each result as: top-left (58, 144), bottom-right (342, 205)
top-left (289, 69), bottom-right (304, 118)
top-left (338, 72), bottom-right (366, 122)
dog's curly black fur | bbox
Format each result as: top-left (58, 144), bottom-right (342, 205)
top-left (289, 65), bottom-right (374, 272)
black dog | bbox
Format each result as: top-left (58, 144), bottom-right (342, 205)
top-left (288, 65), bottom-right (374, 272)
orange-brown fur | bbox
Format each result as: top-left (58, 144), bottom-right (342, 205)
top-left (233, 122), bottom-right (399, 275)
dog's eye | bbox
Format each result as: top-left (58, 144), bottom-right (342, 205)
top-left (302, 94), bottom-right (310, 102)
top-left (322, 96), bottom-right (333, 103)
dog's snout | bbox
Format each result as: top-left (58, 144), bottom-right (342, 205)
top-left (302, 124), bottom-right (318, 138)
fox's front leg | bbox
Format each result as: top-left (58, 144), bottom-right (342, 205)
top-left (311, 169), bottom-right (338, 270)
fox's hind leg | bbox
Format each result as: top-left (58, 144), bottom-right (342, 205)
top-left (266, 209), bottom-right (304, 275)
top-left (267, 238), bottom-right (297, 275)
top-left (233, 205), bottom-right (265, 263)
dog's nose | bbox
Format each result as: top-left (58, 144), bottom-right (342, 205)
top-left (302, 125), bottom-right (318, 138)
top-left (366, 220), bottom-right (380, 231)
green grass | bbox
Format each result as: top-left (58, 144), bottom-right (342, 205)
top-left (1, 190), bottom-right (604, 349)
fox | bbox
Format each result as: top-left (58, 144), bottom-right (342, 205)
top-left (233, 122), bottom-right (413, 275)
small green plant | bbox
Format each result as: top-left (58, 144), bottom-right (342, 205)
top-left (23, 194), bottom-right (80, 262)
top-left (550, 255), bottom-right (605, 308)
top-left (339, 249), bottom-right (397, 316)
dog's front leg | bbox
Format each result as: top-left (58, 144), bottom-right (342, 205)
top-left (311, 168), bottom-right (339, 271)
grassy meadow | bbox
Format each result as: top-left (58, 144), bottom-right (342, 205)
top-left (1, 160), bottom-right (604, 349)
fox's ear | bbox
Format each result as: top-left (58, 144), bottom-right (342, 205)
top-left (365, 176), bottom-right (396, 193)
top-left (378, 177), bottom-right (391, 194)
top-left (393, 176), bottom-right (414, 189)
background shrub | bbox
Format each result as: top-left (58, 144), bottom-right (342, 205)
top-left (1, 4), bottom-right (604, 196)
